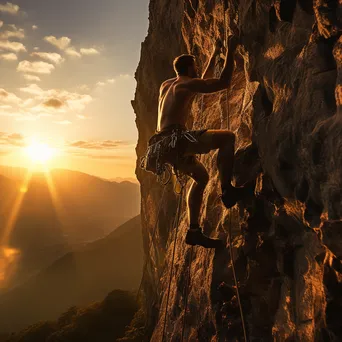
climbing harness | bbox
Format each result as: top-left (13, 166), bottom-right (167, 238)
top-left (140, 127), bottom-right (202, 182)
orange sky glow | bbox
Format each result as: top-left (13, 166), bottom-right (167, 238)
top-left (0, 0), bottom-right (149, 181)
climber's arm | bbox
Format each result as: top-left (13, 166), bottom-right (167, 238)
top-left (201, 39), bottom-right (222, 79)
top-left (219, 35), bottom-right (238, 86)
top-left (180, 36), bottom-right (239, 94)
top-left (180, 78), bottom-right (227, 93)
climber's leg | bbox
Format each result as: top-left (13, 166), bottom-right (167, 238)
top-left (175, 157), bottom-right (223, 248)
top-left (184, 130), bottom-right (235, 190)
top-left (185, 129), bottom-right (254, 208)
top-left (175, 157), bottom-right (209, 225)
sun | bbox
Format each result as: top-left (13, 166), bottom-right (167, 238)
top-left (25, 142), bottom-right (55, 164)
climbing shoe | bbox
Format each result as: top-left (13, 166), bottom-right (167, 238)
top-left (185, 228), bottom-right (223, 249)
top-left (220, 182), bottom-right (255, 209)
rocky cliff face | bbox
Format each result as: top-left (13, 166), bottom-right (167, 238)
top-left (133, 0), bottom-right (341, 341)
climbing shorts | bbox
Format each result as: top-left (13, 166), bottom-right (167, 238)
top-left (140, 124), bottom-right (207, 176)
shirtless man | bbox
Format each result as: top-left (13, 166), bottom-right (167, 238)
top-left (145, 36), bottom-right (251, 248)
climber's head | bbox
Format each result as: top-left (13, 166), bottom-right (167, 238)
top-left (173, 54), bottom-right (198, 78)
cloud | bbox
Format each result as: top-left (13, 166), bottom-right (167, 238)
top-left (48, 91), bottom-right (92, 111)
top-left (6, 84), bottom-right (93, 121)
top-left (80, 48), bottom-right (100, 56)
top-left (7, 132), bottom-right (23, 140)
top-left (0, 40), bottom-right (26, 52)
top-left (0, 30), bottom-right (24, 40)
top-left (0, 150), bottom-right (10, 156)
top-left (77, 85), bottom-right (90, 92)
top-left (14, 115), bottom-right (39, 121)
top-left (96, 76), bottom-right (130, 89)
top-left (43, 98), bottom-right (64, 108)
top-left (19, 84), bottom-right (44, 95)
top-left (68, 149), bottom-right (133, 160)
top-left (32, 25), bottom-right (38, 30)
top-left (0, 94), bottom-right (52, 121)
top-left (44, 36), bottom-right (71, 50)
top-left (0, 53), bottom-right (17, 61)
top-left (0, 3), bottom-right (20, 15)
top-left (31, 52), bottom-right (64, 64)
top-left (69, 140), bottom-right (129, 150)
top-left (17, 61), bottom-right (55, 74)
top-left (119, 74), bottom-right (132, 79)
top-left (82, 154), bottom-right (132, 160)
top-left (0, 132), bottom-right (25, 146)
top-left (19, 85), bottom-right (93, 114)
top-left (0, 21), bottom-right (3, 28)
top-left (43, 36), bottom-right (99, 59)
top-left (0, 88), bottom-right (21, 104)
top-left (96, 79), bottom-right (117, 88)
top-left (23, 74), bottom-right (41, 82)
top-left (65, 47), bottom-right (81, 58)
top-left (0, 25), bottom-right (25, 40)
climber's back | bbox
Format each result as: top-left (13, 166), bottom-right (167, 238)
top-left (157, 54), bottom-right (199, 132)
top-left (157, 76), bottom-right (196, 132)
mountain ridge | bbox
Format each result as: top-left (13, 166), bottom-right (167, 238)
top-left (0, 165), bottom-right (140, 292)
top-left (0, 215), bottom-right (143, 333)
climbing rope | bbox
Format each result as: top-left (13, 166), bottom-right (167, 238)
top-left (162, 185), bottom-right (185, 342)
top-left (181, 245), bottom-right (194, 341)
top-left (226, 91), bottom-right (248, 341)
top-left (225, 83), bottom-right (248, 342)
top-left (136, 185), bottom-right (168, 302)
top-left (223, 3), bottom-right (248, 341)
top-left (228, 211), bottom-right (248, 341)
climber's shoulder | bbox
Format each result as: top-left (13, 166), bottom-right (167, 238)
top-left (159, 77), bottom-right (177, 97)
top-left (160, 77), bottom-right (177, 90)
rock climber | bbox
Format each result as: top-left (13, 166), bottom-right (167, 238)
top-left (142, 35), bottom-right (253, 248)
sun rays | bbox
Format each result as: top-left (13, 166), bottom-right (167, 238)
top-left (0, 170), bottom-right (32, 288)
top-left (1, 140), bottom-right (58, 247)
top-left (0, 141), bottom-right (62, 287)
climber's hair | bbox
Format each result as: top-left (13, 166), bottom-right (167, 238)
top-left (173, 54), bottom-right (195, 76)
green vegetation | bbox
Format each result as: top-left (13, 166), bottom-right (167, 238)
top-left (6, 290), bottom-right (138, 342)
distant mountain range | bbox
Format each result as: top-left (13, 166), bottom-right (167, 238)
top-left (111, 177), bottom-right (139, 184)
top-left (0, 165), bottom-right (140, 290)
top-left (0, 215), bottom-right (143, 333)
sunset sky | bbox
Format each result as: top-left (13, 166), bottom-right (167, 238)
top-left (0, 0), bottom-right (149, 180)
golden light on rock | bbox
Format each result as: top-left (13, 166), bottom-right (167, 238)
top-left (264, 44), bottom-right (285, 60)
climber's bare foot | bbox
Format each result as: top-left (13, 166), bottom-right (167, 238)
top-left (221, 182), bottom-right (255, 209)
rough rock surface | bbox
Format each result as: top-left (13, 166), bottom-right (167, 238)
top-left (133, 0), bottom-right (341, 341)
